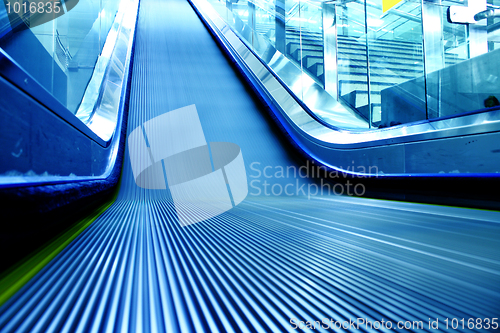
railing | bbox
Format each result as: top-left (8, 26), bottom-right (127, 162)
top-left (0, 0), bottom-right (138, 184)
top-left (205, 0), bottom-right (500, 130)
top-left (0, 0), bottom-right (123, 115)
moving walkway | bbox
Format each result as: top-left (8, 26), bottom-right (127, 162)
top-left (0, 0), bottom-right (499, 331)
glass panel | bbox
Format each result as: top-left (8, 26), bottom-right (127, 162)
top-left (335, 1), bottom-right (369, 121)
top-left (442, 2), bottom-right (467, 67)
top-left (202, 0), bottom-right (500, 130)
top-left (101, 0), bottom-right (121, 50)
top-left (207, 0), bottom-right (228, 19)
top-left (234, 0), bottom-right (250, 26)
top-left (298, 0), bottom-right (323, 87)
top-left (285, 0), bottom-right (301, 63)
top-left (367, 0), bottom-right (426, 128)
top-left (254, 0), bottom-right (275, 48)
top-left (228, 0), bottom-right (251, 44)
top-left (487, 0), bottom-right (500, 51)
top-left (56, 0), bottom-right (101, 112)
top-left (426, 0), bottom-right (500, 120)
top-left (0, 0), bottom-right (122, 114)
top-left (283, 0), bottom-right (304, 99)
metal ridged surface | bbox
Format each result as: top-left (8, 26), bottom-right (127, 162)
top-left (1, 0), bottom-right (499, 331)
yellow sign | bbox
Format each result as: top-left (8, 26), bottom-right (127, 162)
top-left (382, 0), bottom-right (402, 13)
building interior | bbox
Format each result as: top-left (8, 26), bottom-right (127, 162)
top-left (0, 0), bottom-right (500, 331)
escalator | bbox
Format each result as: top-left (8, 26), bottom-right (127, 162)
top-left (0, 0), bottom-right (499, 331)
